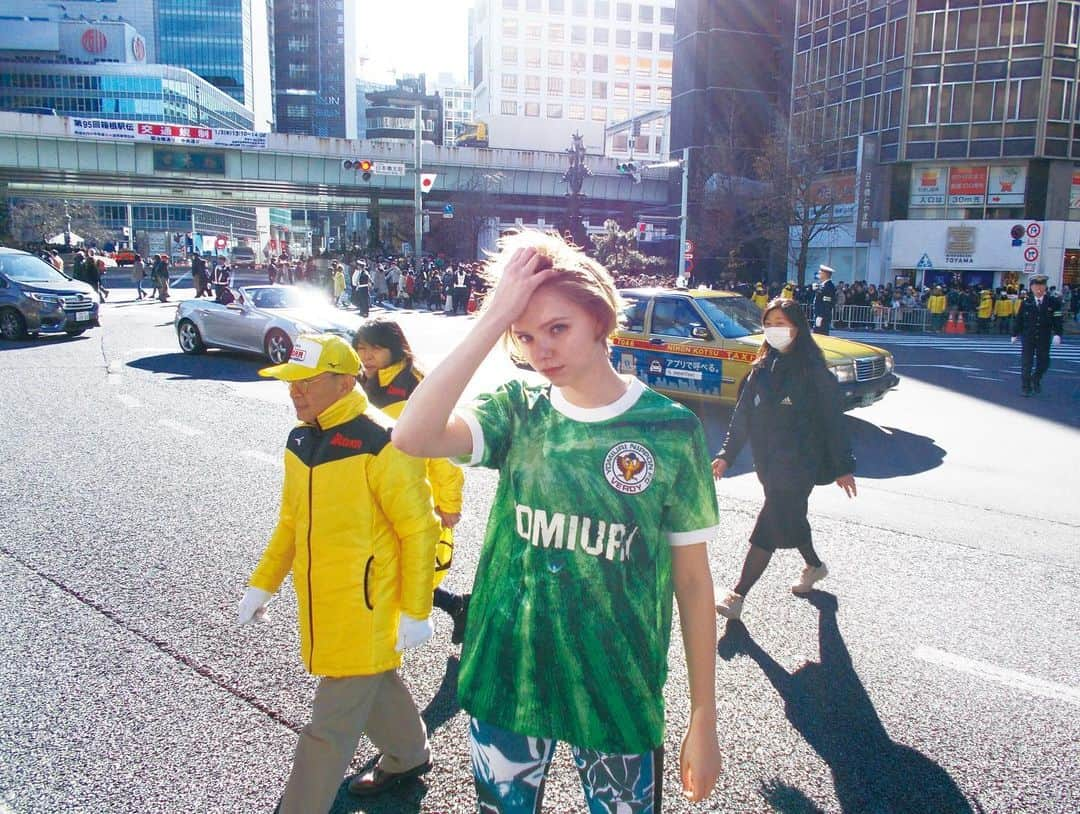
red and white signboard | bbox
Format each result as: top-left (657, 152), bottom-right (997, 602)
top-left (67, 117), bottom-right (269, 149)
top-left (947, 166), bottom-right (988, 207)
top-left (131, 35), bottom-right (146, 62)
top-left (81, 28), bottom-right (107, 54)
top-left (1023, 246), bottom-right (1039, 262)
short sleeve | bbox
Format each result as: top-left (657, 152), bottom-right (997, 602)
top-left (661, 420), bottom-right (720, 547)
top-left (453, 381), bottom-right (518, 469)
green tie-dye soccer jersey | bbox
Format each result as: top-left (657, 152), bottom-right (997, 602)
top-left (456, 377), bottom-right (719, 754)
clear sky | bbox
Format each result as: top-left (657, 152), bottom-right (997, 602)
top-left (357, 0), bottom-right (472, 86)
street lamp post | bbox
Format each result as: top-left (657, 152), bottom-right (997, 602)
top-left (413, 103), bottom-right (423, 260)
top-left (677, 147), bottom-right (689, 287)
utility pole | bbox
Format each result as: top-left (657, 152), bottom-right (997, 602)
top-left (677, 147), bottom-right (690, 288)
top-left (413, 103), bottom-right (423, 260)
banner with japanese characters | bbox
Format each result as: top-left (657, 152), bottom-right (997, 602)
top-left (67, 117), bottom-right (268, 150)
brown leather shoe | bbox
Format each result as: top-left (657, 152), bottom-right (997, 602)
top-left (347, 758), bottom-right (433, 797)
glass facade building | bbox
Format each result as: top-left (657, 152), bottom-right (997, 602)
top-left (0, 62), bottom-right (255, 129)
top-left (787, 0), bottom-right (1080, 290)
top-left (273, 0), bottom-right (356, 137)
top-left (156, 0), bottom-right (254, 108)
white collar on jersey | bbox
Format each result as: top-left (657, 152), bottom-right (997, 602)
top-left (550, 375), bottom-right (645, 422)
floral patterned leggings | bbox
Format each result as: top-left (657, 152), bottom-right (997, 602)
top-left (469, 717), bottom-right (663, 814)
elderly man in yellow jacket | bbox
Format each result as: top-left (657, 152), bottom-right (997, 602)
top-left (238, 333), bottom-right (440, 813)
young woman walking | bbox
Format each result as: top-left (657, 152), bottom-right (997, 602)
top-left (393, 231), bottom-right (723, 811)
top-left (713, 298), bottom-right (857, 620)
top-left (353, 317), bottom-right (470, 643)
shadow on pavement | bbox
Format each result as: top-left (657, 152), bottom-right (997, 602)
top-left (420, 655), bottom-right (461, 735)
top-left (0, 334), bottom-right (92, 351)
top-left (759, 778), bottom-right (826, 813)
top-left (844, 418), bottom-right (946, 479)
top-left (718, 592), bottom-right (977, 814)
top-left (694, 407), bottom-right (947, 481)
top-left (127, 351), bottom-right (265, 382)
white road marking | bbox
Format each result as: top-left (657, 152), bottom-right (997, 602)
top-left (966, 376), bottom-right (1002, 382)
top-left (897, 364), bottom-right (982, 371)
top-left (156, 419), bottom-right (203, 437)
top-left (914, 646), bottom-right (1080, 706)
top-left (116, 394), bottom-right (142, 409)
top-left (241, 449), bottom-right (279, 466)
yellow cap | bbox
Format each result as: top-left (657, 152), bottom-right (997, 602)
top-left (258, 333), bottom-right (360, 381)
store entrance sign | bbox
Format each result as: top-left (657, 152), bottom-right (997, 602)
top-left (910, 166), bottom-right (947, 207)
top-left (987, 165), bottom-right (1027, 206)
top-left (945, 227), bottom-right (976, 264)
top-left (948, 166), bottom-right (988, 207)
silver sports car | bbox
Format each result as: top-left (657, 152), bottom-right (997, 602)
top-left (174, 285), bottom-right (361, 363)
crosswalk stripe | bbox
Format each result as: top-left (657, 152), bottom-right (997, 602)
top-left (837, 332), bottom-right (1080, 361)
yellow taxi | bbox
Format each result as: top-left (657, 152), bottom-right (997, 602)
top-left (610, 287), bottom-right (899, 410)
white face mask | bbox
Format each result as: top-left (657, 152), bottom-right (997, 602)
top-left (764, 326), bottom-right (795, 351)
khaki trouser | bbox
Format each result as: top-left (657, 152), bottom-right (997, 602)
top-left (279, 669), bottom-right (430, 814)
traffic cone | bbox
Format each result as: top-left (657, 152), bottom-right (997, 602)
top-left (466, 291), bottom-right (477, 314)
top-left (956, 312), bottom-right (966, 334)
top-left (945, 313), bottom-right (956, 334)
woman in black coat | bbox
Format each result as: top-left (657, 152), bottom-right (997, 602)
top-left (712, 297), bottom-right (857, 620)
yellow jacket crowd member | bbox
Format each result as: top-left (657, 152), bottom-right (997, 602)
top-left (366, 359), bottom-right (464, 583)
top-left (239, 334), bottom-right (440, 810)
top-left (752, 283), bottom-right (768, 310)
top-left (781, 282), bottom-right (796, 300)
top-left (994, 290), bottom-right (1015, 333)
top-left (976, 290), bottom-right (994, 333)
top-left (355, 317), bottom-right (471, 645)
top-left (927, 286), bottom-right (948, 331)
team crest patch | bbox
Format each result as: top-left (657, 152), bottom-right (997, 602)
top-left (604, 442), bottom-right (655, 494)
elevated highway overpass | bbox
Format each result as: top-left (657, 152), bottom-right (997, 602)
top-left (0, 113), bottom-right (669, 225)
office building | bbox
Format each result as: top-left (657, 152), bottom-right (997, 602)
top-left (364, 76), bottom-right (442, 144)
top-left (156, 0), bottom-right (272, 130)
top-left (468, 0), bottom-right (675, 154)
top-left (0, 18), bottom-right (254, 129)
top-left (355, 78), bottom-right (393, 139)
top-left (791, 0), bottom-right (1080, 291)
top-left (273, 0), bottom-right (356, 138)
top-left (0, 0), bottom-right (158, 61)
top-left (434, 73), bottom-right (475, 145)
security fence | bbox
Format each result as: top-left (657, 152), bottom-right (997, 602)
top-left (800, 303), bottom-right (1014, 334)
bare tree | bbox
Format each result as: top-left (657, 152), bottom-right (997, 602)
top-left (590, 219), bottom-right (667, 278)
top-left (427, 172), bottom-right (504, 260)
top-left (6, 198), bottom-right (110, 246)
top-left (753, 124), bottom-right (846, 287)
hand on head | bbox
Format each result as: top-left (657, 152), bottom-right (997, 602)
top-left (482, 247), bottom-right (559, 328)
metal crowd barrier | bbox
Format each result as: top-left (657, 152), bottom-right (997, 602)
top-left (826, 304), bottom-right (1012, 334)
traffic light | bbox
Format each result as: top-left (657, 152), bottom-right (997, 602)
top-left (616, 161), bottom-right (640, 183)
top-left (637, 222), bottom-right (648, 242)
top-left (343, 158), bottom-right (374, 180)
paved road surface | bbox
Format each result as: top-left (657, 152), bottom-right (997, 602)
top-left (0, 291), bottom-right (1077, 813)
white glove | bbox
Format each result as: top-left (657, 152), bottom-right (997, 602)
top-left (395, 614), bottom-right (434, 652)
top-left (815, 316), bottom-right (823, 327)
top-left (238, 587), bottom-right (272, 625)
top-left (1010, 335), bottom-right (1017, 343)
top-left (1053, 335), bottom-right (1062, 346)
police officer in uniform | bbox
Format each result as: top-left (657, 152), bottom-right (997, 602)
top-left (1011, 274), bottom-right (1064, 396)
top-left (812, 264), bottom-right (837, 335)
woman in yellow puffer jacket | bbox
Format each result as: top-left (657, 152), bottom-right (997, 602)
top-left (927, 285), bottom-right (948, 332)
top-left (355, 317), bottom-right (471, 644)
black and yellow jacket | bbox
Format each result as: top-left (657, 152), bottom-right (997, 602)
top-left (363, 360), bottom-right (465, 585)
top-left (249, 389), bottom-right (439, 677)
